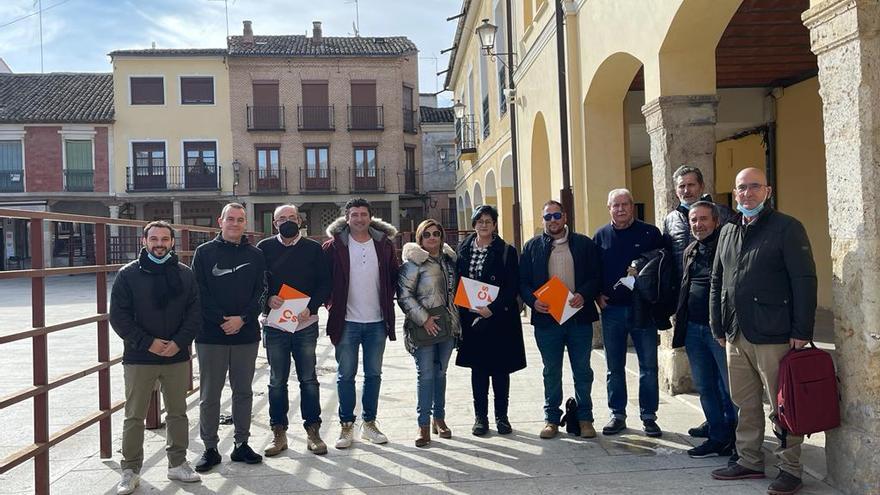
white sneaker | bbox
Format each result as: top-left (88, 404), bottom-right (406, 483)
top-left (361, 420), bottom-right (388, 444)
top-left (335, 421), bottom-right (355, 449)
top-left (167, 461), bottom-right (201, 483)
top-left (116, 469), bottom-right (140, 495)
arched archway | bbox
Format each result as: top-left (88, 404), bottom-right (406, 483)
top-left (484, 170), bottom-right (498, 206)
top-left (457, 196), bottom-right (466, 230)
top-left (473, 182), bottom-right (483, 208)
top-left (582, 52), bottom-right (644, 233)
top-left (463, 191), bottom-right (473, 229)
top-left (497, 155), bottom-right (515, 240)
top-left (529, 112), bottom-right (553, 236)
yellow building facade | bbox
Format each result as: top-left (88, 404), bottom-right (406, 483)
top-left (448, 1), bottom-right (880, 493)
top-left (109, 49), bottom-right (234, 225)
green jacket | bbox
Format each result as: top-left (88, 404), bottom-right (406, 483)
top-left (710, 208), bottom-right (817, 344)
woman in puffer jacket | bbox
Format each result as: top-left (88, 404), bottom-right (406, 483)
top-left (397, 219), bottom-right (461, 448)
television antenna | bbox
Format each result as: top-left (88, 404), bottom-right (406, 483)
top-left (344, 0), bottom-right (360, 37)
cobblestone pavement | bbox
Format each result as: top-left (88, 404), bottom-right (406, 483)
top-left (0, 275), bottom-right (838, 494)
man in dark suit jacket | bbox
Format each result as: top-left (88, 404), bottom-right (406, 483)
top-left (709, 167), bottom-right (817, 495)
top-left (519, 200), bottom-right (601, 440)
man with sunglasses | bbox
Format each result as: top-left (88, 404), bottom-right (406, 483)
top-left (519, 200), bottom-right (602, 439)
top-left (709, 168), bottom-right (817, 495)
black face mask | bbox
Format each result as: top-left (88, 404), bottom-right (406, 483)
top-left (278, 221), bottom-right (299, 238)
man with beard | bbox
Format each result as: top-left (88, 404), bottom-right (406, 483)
top-left (110, 221), bottom-right (202, 494)
top-left (671, 201), bottom-right (735, 459)
top-left (258, 204), bottom-right (332, 456)
top-left (662, 165), bottom-right (734, 439)
top-left (519, 200), bottom-right (601, 440)
top-left (192, 203), bottom-right (266, 472)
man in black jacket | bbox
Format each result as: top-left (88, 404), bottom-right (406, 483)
top-left (671, 202), bottom-right (736, 459)
top-left (191, 203), bottom-right (266, 472)
top-left (110, 221), bottom-right (202, 494)
top-left (258, 203), bottom-right (332, 456)
top-left (663, 164), bottom-right (734, 439)
top-left (709, 168), bottom-right (817, 495)
top-left (520, 200), bottom-right (601, 440)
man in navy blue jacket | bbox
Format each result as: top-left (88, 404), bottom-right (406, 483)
top-left (520, 200), bottom-right (602, 439)
top-left (594, 188), bottom-right (664, 438)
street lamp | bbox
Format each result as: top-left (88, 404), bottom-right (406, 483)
top-left (453, 99), bottom-right (466, 120)
top-left (438, 147), bottom-right (448, 164)
top-left (476, 19), bottom-right (497, 55)
top-left (232, 159), bottom-right (241, 195)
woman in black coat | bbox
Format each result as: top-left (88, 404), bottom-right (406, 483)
top-left (455, 205), bottom-right (527, 436)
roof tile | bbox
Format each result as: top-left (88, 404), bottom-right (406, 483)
top-left (0, 73), bottom-right (114, 123)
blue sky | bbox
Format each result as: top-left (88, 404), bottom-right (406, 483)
top-left (0, 0), bottom-right (458, 104)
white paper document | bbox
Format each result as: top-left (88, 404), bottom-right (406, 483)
top-left (266, 297), bottom-right (311, 333)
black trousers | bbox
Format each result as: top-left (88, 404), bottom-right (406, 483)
top-left (471, 368), bottom-right (510, 420)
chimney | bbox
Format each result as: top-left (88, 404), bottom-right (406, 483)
top-left (311, 21), bottom-right (323, 46)
top-left (242, 20), bottom-right (254, 45)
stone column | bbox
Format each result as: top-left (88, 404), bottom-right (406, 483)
top-left (172, 200), bottom-right (182, 225)
top-left (390, 196), bottom-right (401, 230)
top-left (108, 205), bottom-right (120, 237)
top-left (244, 201), bottom-right (256, 230)
top-left (642, 94), bottom-right (718, 394)
top-left (803, 2), bottom-right (880, 493)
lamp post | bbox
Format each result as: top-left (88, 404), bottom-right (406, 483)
top-left (474, 8), bottom-right (523, 249)
top-left (231, 159), bottom-right (241, 196)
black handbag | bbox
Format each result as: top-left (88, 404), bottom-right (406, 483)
top-left (406, 306), bottom-right (453, 347)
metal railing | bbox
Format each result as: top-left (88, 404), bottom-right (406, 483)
top-left (456, 114), bottom-right (478, 153)
top-left (347, 105), bottom-right (384, 130)
top-left (64, 170), bottom-right (94, 192)
top-left (441, 208), bottom-right (458, 228)
top-left (297, 105), bottom-right (335, 131)
top-left (403, 168), bottom-right (418, 194)
top-left (350, 167), bottom-right (385, 192)
top-left (126, 164), bottom-right (221, 192)
top-left (0, 169), bottom-right (25, 192)
top-left (299, 167), bottom-right (336, 193)
top-left (247, 105), bottom-right (285, 131)
top-left (0, 207), bottom-right (267, 495)
top-left (248, 168), bottom-right (287, 195)
top-left (403, 108), bottom-right (418, 134)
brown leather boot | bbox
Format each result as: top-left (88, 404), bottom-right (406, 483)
top-left (432, 419), bottom-right (452, 439)
top-left (264, 425), bottom-right (288, 457)
top-left (415, 426), bottom-right (431, 447)
top-left (305, 423), bottom-right (327, 455)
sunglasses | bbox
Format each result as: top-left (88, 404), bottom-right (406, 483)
top-left (421, 230), bottom-right (443, 239)
top-left (543, 212), bottom-right (563, 221)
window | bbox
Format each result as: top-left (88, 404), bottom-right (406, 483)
top-left (354, 147), bottom-right (377, 177)
top-left (305, 146), bottom-right (329, 178)
top-left (130, 142), bottom-right (166, 190)
top-left (256, 146), bottom-right (280, 172)
top-left (130, 77), bottom-right (164, 105)
top-left (184, 142), bottom-right (217, 170)
top-left (405, 146), bottom-right (415, 170)
top-left (0, 140), bottom-right (23, 192)
top-left (180, 77), bottom-right (214, 104)
top-left (64, 140), bottom-right (93, 191)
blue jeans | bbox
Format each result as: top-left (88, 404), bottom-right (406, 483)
top-left (335, 321), bottom-right (387, 423)
top-left (264, 323), bottom-right (321, 428)
top-left (413, 338), bottom-right (455, 427)
top-left (534, 320), bottom-right (595, 424)
top-left (601, 304), bottom-right (659, 421)
top-left (684, 321), bottom-right (737, 442)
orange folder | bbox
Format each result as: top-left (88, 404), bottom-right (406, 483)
top-left (533, 276), bottom-right (580, 324)
top-left (278, 284), bottom-right (308, 300)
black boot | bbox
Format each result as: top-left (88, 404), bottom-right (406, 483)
top-left (472, 417), bottom-right (489, 436)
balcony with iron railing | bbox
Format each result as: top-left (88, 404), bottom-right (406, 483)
top-left (64, 170), bottom-right (94, 192)
top-left (441, 208), bottom-right (458, 227)
top-left (403, 168), bottom-right (418, 194)
top-left (299, 167), bottom-right (336, 193)
top-left (347, 106), bottom-right (384, 131)
top-left (0, 169), bottom-right (24, 192)
top-left (298, 105), bottom-right (335, 131)
top-left (455, 115), bottom-right (478, 155)
top-left (350, 167), bottom-right (385, 192)
top-left (403, 108), bottom-right (418, 134)
top-left (125, 164), bottom-right (221, 192)
top-left (248, 168), bottom-right (287, 195)
top-left (247, 105), bottom-right (286, 131)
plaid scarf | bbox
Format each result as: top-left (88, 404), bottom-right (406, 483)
top-left (468, 237), bottom-right (491, 279)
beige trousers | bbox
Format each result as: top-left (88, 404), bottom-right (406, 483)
top-left (727, 336), bottom-right (803, 477)
top-left (121, 361), bottom-right (190, 473)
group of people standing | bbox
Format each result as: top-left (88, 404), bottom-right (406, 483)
top-left (110, 164), bottom-right (816, 495)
